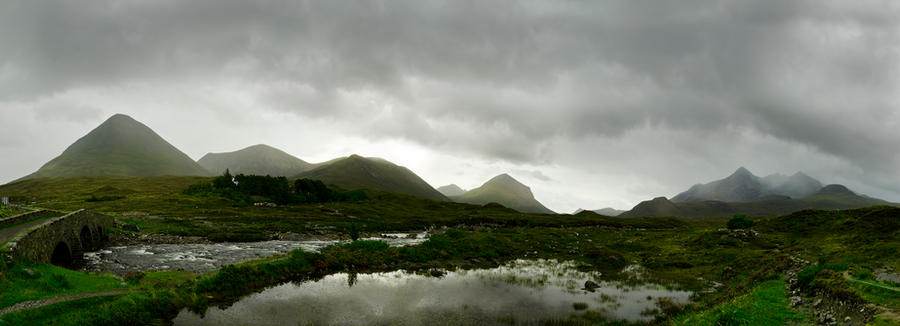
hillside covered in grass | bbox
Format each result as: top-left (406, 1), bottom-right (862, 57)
top-left (17, 114), bottom-right (210, 181)
top-left (292, 155), bottom-right (449, 202)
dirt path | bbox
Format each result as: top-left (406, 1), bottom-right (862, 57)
top-left (844, 271), bottom-right (900, 292)
top-left (0, 289), bottom-right (142, 318)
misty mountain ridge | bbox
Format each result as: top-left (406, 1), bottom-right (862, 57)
top-left (621, 182), bottom-right (893, 218)
top-left (452, 174), bottom-right (554, 214)
top-left (198, 144), bottom-right (312, 177)
top-left (672, 167), bottom-right (824, 203)
top-left (293, 154), bottom-right (449, 202)
top-left (17, 114), bottom-right (210, 181)
top-left (437, 184), bottom-right (466, 197)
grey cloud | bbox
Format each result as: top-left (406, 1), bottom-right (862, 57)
top-left (1, 0), bottom-right (899, 204)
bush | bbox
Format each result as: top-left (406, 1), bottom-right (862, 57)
top-left (727, 214), bottom-right (755, 230)
top-left (348, 223), bottom-right (360, 241)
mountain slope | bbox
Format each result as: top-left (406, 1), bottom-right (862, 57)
top-left (437, 184), bottom-right (466, 197)
top-left (767, 172), bottom-right (823, 199)
top-left (18, 114), bottom-right (210, 180)
top-left (621, 184), bottom-right (895, 218)
top-left (672, 167), bottom-right (825, 203)
top-left (672, 167), bottom-right (765, 203)
top-left (452, 174), bottom-right (554, 214)
top-left (293, 155), bottom-right (448, 201)
top-left (198, 144), bottom-right (312, 176)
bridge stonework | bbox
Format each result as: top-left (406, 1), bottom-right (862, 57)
top-left (0, 210), bottom-right (57, 229)
top-left (6, 209), bottom-right (114, 267)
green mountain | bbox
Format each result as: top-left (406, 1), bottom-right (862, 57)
top-left (198, 144), bottom-right (312, 177)
top-left (292, 155), bottom-right (448, 201)
top-left (437, 184), bottom-right (466, 197)
top-left (17, 114), bottom-right (210, 180)
top-left (620, 184), bottom-right (895, 218)
top-left (452, 174), bottom-right (554, 214)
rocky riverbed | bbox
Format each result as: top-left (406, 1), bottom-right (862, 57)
top-left (86, 232), bottom-right (429, 275)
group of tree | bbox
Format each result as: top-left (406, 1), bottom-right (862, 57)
top-left (185, 170), bottom-right (366, 205)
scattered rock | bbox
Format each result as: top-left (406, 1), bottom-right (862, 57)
top-left (584, 280), bottom-right (601, 291)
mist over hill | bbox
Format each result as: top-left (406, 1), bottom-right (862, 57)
top-left (437, 184), bottom-right (466, 197)
top-left (621, 184), bottom-right (894, 218)
top-left (672, 167), bottom-right (824, 203)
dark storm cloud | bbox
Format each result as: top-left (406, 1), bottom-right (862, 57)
top-left (1, 0), bottom-right (899, 202)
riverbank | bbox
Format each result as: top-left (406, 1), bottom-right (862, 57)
top-left (0, 204), bottom-right (897, 325)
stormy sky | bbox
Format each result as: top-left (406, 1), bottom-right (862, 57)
top-left (2, 0), bottom-right (899, 212)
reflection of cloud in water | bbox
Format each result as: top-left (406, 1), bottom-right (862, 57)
top-left (174, 260), bottom-right (692, 326)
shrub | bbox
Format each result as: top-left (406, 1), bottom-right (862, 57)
top-left (727, 214), bottom-right (755, 230)
top-left (797, 264), bottom-right (823, 289)
top-left (347, 223), bottom-right (360, 241)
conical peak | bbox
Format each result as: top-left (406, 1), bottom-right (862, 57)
top-left (100, 113), bottom-right (142, 127)
top-left (486, 173), bottom-right (524, 187)
top-left (732, 166), bottom-right (752, 176)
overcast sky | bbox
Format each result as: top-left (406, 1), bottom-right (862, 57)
top-left (2, 0), bottom-right (899, 213)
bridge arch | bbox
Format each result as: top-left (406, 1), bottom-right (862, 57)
top-left (50, 241), bottom-right (73, 268)
top-left (5, 210), bottom-right (115, 269)
top-left (79, 225), bottom-right (94, 252)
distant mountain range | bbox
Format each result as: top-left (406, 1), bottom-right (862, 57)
top-left (672, 167), bottom-right (823, 202)
top-left (198, 144), bottom-right (312, 177)
top-left (293, 155), bottom-right (449, 202)
top-left (620, 167), bottom-right (894, 218)
top-left (17, 114), bottom-right (210, 180)
top-left (451, 174), bottom-right (554, 214)
top-left (9, 114), bottom-right (897, 217)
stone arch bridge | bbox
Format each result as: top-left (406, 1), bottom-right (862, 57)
top-left (3, 209), bottom-right (114, 268)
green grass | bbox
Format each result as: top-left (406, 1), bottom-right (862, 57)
top-left (0, 263), bottom-right (125, 309)
top-left (0, 206), bottom-right (28, 218)
top-left (0, 294), bottom-right (124, 326)
top-left (848, 280), bottom-right (900, 310)
top-left (0, 291), bottom-right (182, 326)
top-left (672, 279), bottom-right (804, 325)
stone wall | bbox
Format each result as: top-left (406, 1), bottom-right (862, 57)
top-left (6, 209), bottom-right (115, 265)
top-left (0, 210), bottom-right (58, 229)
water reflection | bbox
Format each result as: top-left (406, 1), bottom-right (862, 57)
top-left (173, 260), bottom-right (692, 326)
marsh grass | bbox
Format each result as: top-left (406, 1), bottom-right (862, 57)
top-left (672, 279), bottom-right (804, 325)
